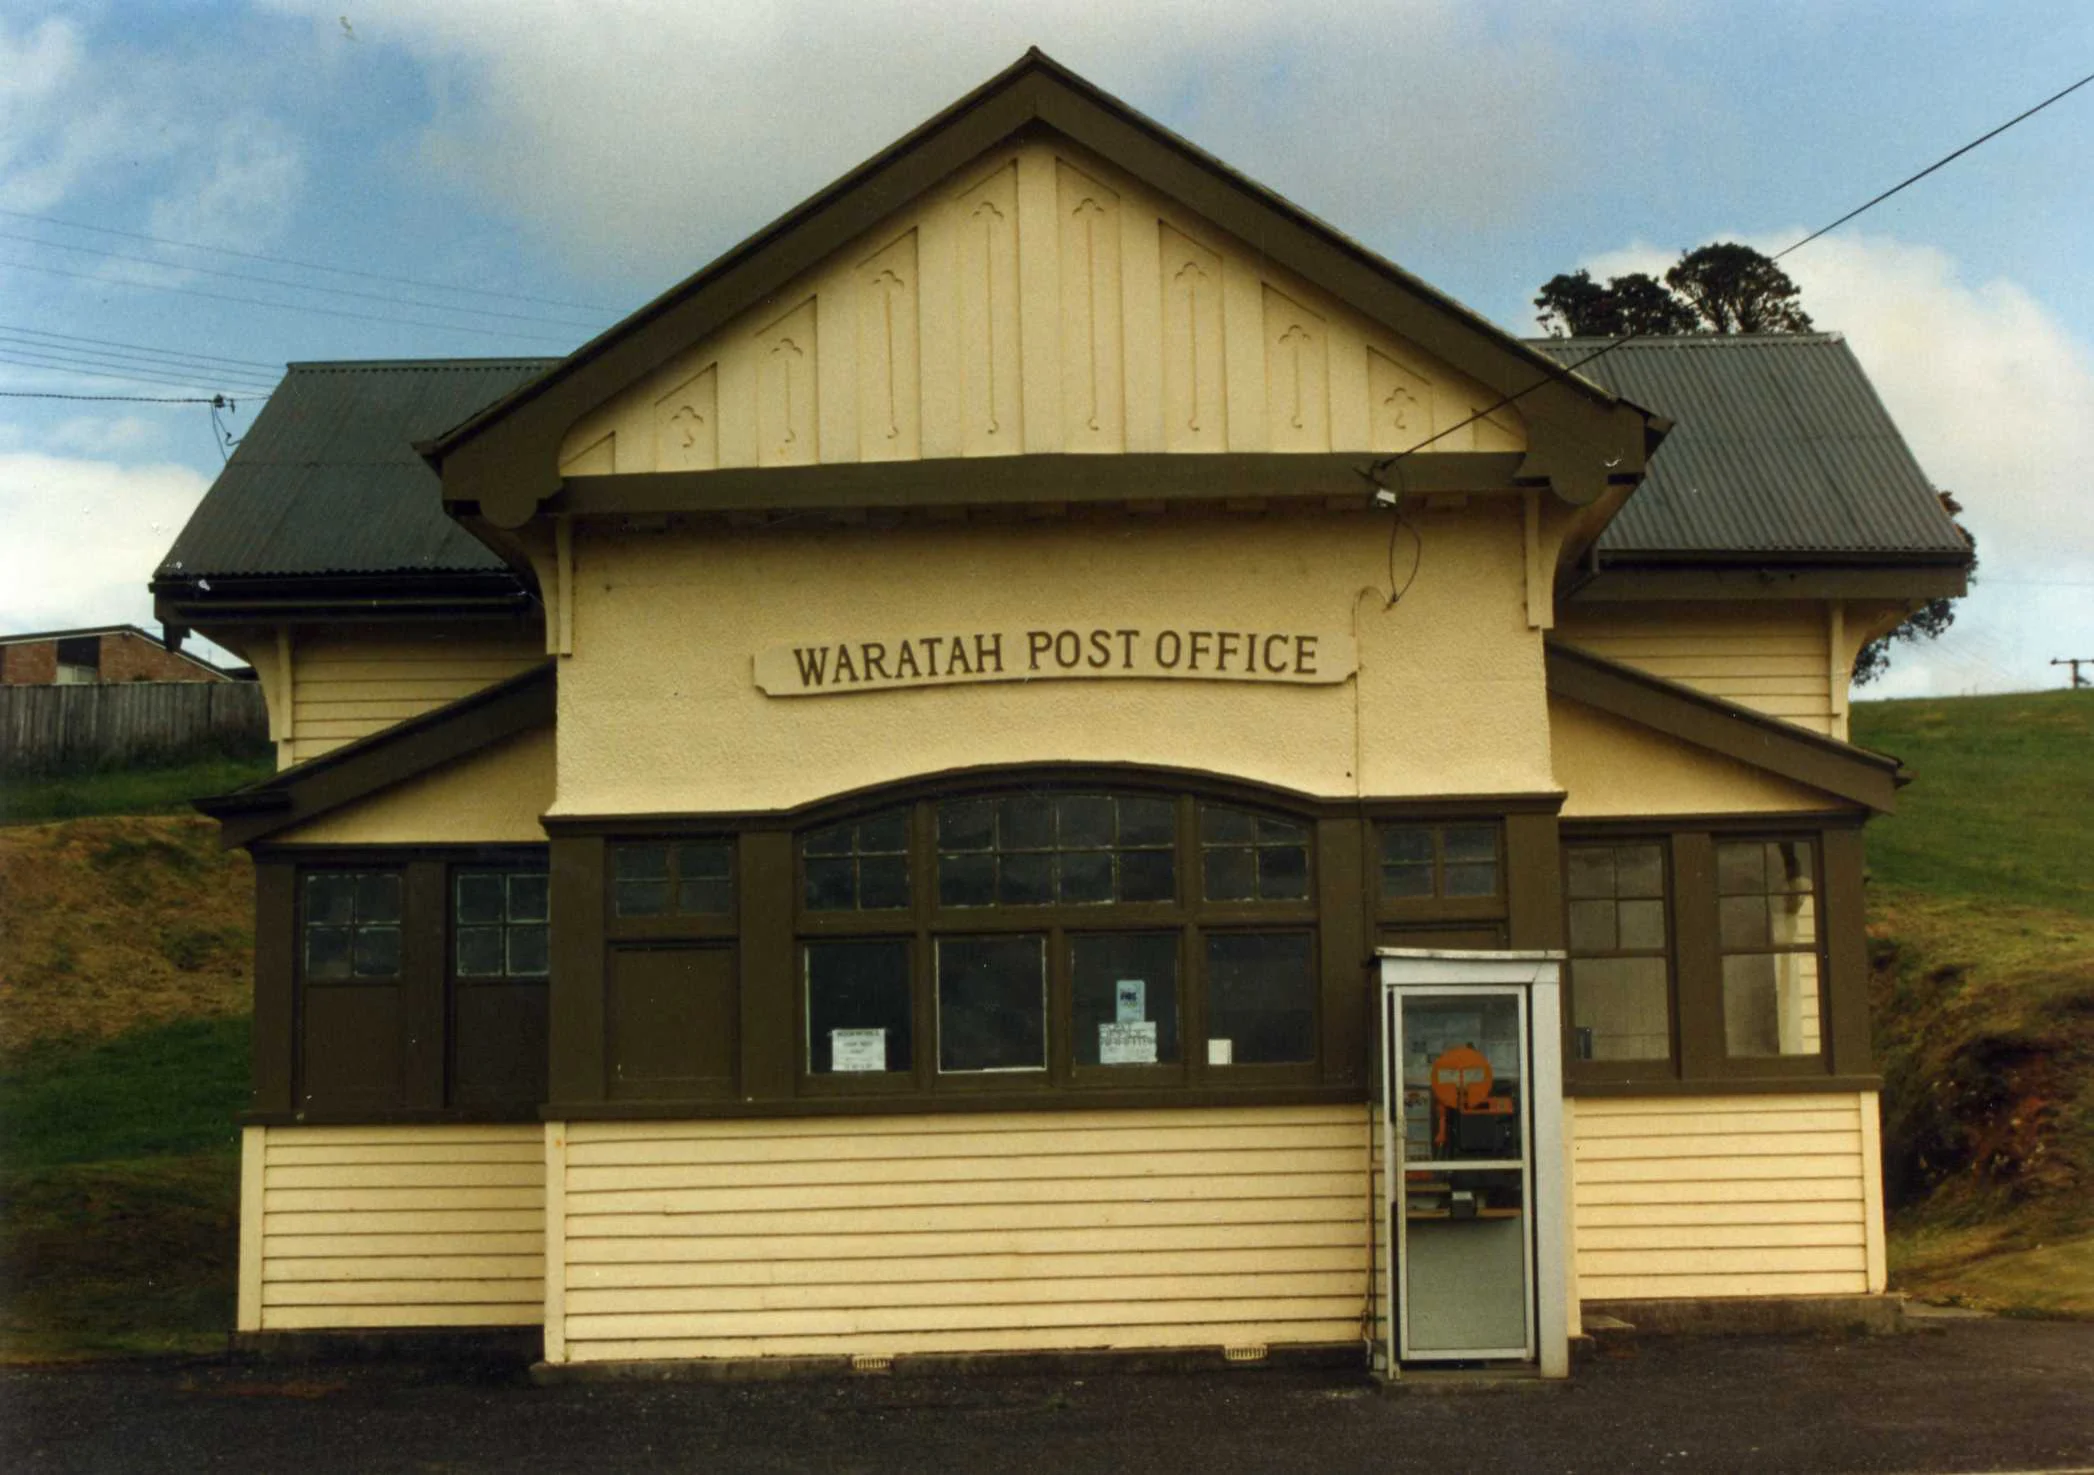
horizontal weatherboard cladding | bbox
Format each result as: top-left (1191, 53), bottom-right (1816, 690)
top-left (1527, 335), bottom-right (1970, 560)
top-left (156, 359), bottom-right (555, 581)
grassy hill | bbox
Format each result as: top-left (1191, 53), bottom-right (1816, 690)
top-left (1852, 690), bottom-right (2094, 1315)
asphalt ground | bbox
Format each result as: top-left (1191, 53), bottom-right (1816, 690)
top-left (4, 1319), bottom-right (2091, 1475)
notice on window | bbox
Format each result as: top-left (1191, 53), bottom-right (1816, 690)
top-left (1099, 1020), bottom-right (1158, 1066)
top-left (1207, 1038), bottom-right (1234, 1066)
top-left (830, 1028), bottom-right (888, 1073)
top-left (1115, 979), bottom-right (1146, 1023)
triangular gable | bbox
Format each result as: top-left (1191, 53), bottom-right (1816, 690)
top-left (1545, 641), bottom-right (1903, 813)
top-left (198, 663), bottom-right (555, 848)
top-left (429, 49), bottom-right (1654, 528)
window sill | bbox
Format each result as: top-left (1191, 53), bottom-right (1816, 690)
top-left (1565, 1073), bottom-right (1882, 1099)
top-left (543, 1081), bottom-right (1369, 1121)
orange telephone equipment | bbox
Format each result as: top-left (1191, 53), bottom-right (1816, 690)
top-left (1429, 1044), bottom-right (1515, 1152)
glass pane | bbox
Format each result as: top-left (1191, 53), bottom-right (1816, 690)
top-left (1381, 826), bottom-right (1434, 867)
top-left (1617, 844), bottom-right (1665, 898)
top-left (1566, 899), bottom-right (1616, 954)
top-left (1205, 932), bottom-right (1314, 1065)
top-left (1444, 861), bottom-right (1498, 898)
top-left (1396, 993), bottom-right (1524, 1161)
top-left (615, 879), bottom-right (670, 918)
top-left (802, 824), bottom-right (853, 858)
top-left (355, 873), bottom-right (401, 924)
top-left (677, 842), bottom-right (731, 881)
top-left (1571, 957), bottom-right (1671, 1062)
top-left (678, 877), bottom-right (733, 916)
top-left (998, 852), bottom-right (1054, 906)
top-left (1059, 850), bottom-right (1113, 905)
top-left (1719, 894), bottom-right (1769, 950)
top-left (938, 935), bottom-right (1046, 1072)
top-left (305, 924), bottom-right (351, 979)
top-left (1380, 864), bottom-right (1433, 900)
top-left (506, 924), bottom-right (549, 978)
top-left (508, 872), bottom-right (550, 923)
top-left (454, 872), bottom-right (506, 926)
top-left (1257, 816), bottom-right (1308, 845)
top-left (856, 809), bottom-right (909, 854)
top-left (803, 857), bottom-right (856, 912)
top-left (352, 924), bottom-right (401, 977)
top-left (613, 844), bottom-right (670, 879)
top-left (857, 854), bottom-right (910, 911)
top-left (305, 873), bottom-right (357, 926)
top-left (1772, 892), bottom-right (1818, 947)
top-left (998, 796), bottom-right (1054, 851)
top-left (1058, 795), bottom-right (1115, 849)
top-left (1200, 805), bottom-right (1256, 845)
top-left (1203, 847), bottom-right (1257, 902)
top-left (1563, 847), bottom-right (1615, 901)
top-left (1118, 849), bottom-right (1176, 904)
top-left (1716, 841), bottom-right (1766, 896)
top-left (1443, 825), bottom-right (1497, 864)
top-left (1617, 898), bottom-right (1667, 952)
top-left (1071, 933), bottom-right (1179, 1067)
top-left (1723, 952), bottom-right (1823, 1057)
top-left (1119, 797), bottom-right (1175, 847)
top-left (937, 800), bottom-right (996, 851)
top-left (456, 925), bottom-right (505, 977)
top-left (938, 852), bottom-right (996, 908)
top-left (806, 940), bottom-right (912, 1074)
top-left (1257, 844), bottom-right (1309, 901)
top-left (1770, 841), bottom-right (1814, 892)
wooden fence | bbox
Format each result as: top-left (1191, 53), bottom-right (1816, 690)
top-left (0, 681), bottom-right (269, 771)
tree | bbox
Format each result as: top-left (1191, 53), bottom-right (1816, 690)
top-left (1536, 243), bottom-right (1964, 684)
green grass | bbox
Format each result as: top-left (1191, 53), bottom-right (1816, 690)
top-left (0, 1018), bottom-right (249, 1360)
top-left (0, 752), bottom-right (273, 827)
top-left (1851, 690), bottom-right (2094, 916)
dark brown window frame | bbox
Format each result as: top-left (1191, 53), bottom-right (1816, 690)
top-left (1560, 835), bottom-right (1679, 1084)
top-left (1713, 834), bottom-right (1831, 1072)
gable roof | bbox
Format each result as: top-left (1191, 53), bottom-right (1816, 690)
top-left (154, 359), bottom-right (553, 585)
top-left (427, 48), bottom-right (1650, 527)
top-left (0, 623), bottom-right (239, 678)
top-left (1528, 335), bottom-right (1971, 564)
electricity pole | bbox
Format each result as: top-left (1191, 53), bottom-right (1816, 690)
top-left (2053, 658), bottom-right (2093, 689)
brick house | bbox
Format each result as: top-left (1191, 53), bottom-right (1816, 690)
top-left (0, 624), bottom-right (244, 685)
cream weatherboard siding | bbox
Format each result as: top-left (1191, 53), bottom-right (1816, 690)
top-left (239, 1124), bottom-right (546, 1332)
top-left (545, 1105), bottom-right (1373, 1365)
top-left (286, 628), bottom-right (542, 765)
top-left (1568, 1092), bottom-right (1888, 1304)
top-left (1556, 604), bottom-right (1838, 737)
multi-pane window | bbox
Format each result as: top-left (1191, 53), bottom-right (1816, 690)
top-left (1564, 842), bottom-right (1671, 1063)
top-left (804, 810), bottom-right (910, 911)
top-left (1200, 806), bottom-right (1309, 902)
top-left (303, 872), bottom-right (402, 979)
top-left (936, 793), bottom-right (1175, 907)
top-left (613, 841), bottom-right (733, 918)
top-left (455, 869), bottom-right (551, 978)
top-left (1378, 824), bottom-right (1500, 900)
top-left (1717, 839), bottom-right (1822, 1057)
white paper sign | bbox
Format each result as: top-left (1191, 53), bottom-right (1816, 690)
top-left (1207, 1038), bottom-right (1234, 1066)
top-left (1115, 979), bottom-right (1146, 1023)
top-left (830, 1028), bottom-right (888, 1073)
top-left (1098, 1020), bottom-right (1158, 1066)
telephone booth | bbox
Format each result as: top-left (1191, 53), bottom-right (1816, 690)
top-left (1377, 950), bottom-right (1569, 1378)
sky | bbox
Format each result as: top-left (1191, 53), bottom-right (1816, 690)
top-left (2, 0), bottom-right (2089, 697)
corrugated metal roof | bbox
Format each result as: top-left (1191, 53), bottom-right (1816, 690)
top-left (156, 359), bottom-right (556, 579)
top-left (1525, 334), bottom-right (1971, 560)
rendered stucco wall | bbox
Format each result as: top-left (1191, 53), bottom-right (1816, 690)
top-left (275, 727), bottom-right (555, 845)
top-left (1549, 697), bottom-right (1834, 818)
top-left (551, 505), bottom-right (1557, 816)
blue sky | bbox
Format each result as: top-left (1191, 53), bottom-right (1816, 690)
top-left (3, 0), bottom-right (2089, 696)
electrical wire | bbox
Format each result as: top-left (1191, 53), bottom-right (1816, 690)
top-left (0, 389), bottom-right (234, 403)
top-left (0, 256), bottom-right (582, 346)
top-left (1360, 65), bottom-right (2094, 489)
top-left (0, 228), bottom-right (607, 331)
top-left (0, 335), bottom-right (279, 393)
top-left (0, 323), bottom-right (279, 373)
top-left (0, 204), bottom-right (618, 315)
top-left (0, 351), bottom-right (269, 397)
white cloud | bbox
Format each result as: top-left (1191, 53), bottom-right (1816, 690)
top-left (146, 115), bottom-right (307, 256)
top-left (0, 452), bottom-right (208, 634)
top-left (1583, 235), bottom-right (2094, 698)
top-left (44, 414), bottom-right (162, 455)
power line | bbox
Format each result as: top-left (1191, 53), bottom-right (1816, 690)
top-left (0, 228), bottom-right (607, 331)
top-left (0, 204), bottom-right (619, 315)
top-left (0, 334), bottom-right (279, 392)
top-left (1363, 65), bottom-right (2094, 487)
top-left (0, 322), bottom-right (292, 373)
top-left (0, 351), bottom-right (271, 397)
top-left (0, 389), bottom-right (235, 404)
top-left (0, 255), bottom-right (582, 346)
